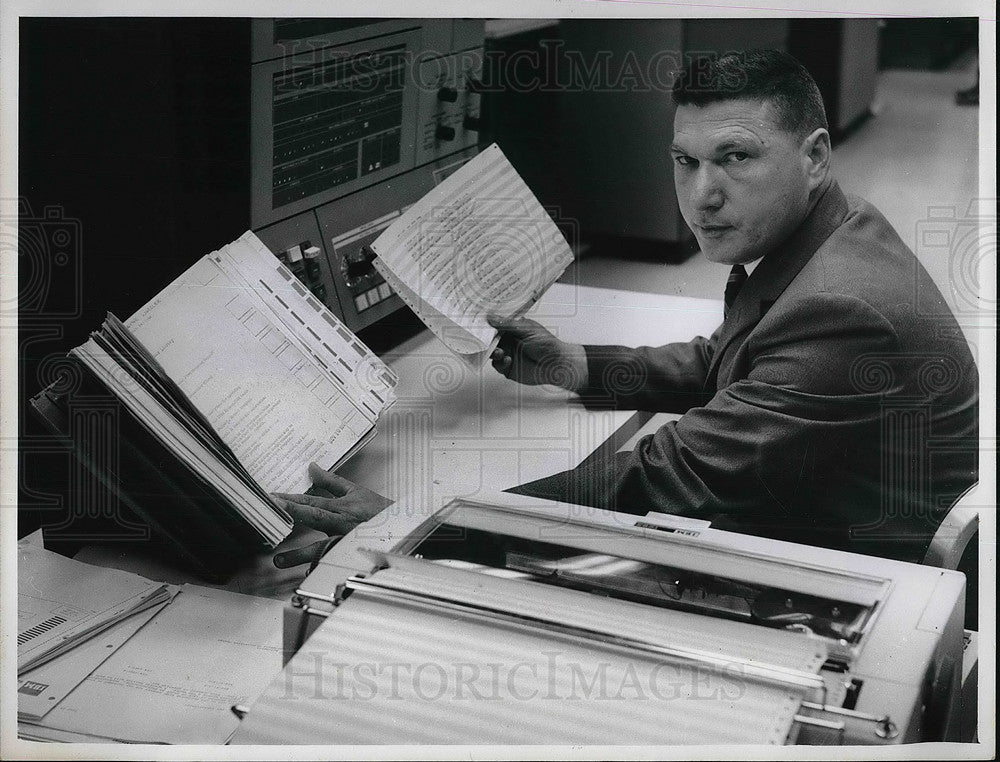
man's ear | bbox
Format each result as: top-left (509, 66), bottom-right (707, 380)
top-left (801, 128), bottom-right (831, 189)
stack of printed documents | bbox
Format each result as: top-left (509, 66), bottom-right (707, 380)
top-left (17, 541), bottom-right (175, 721)
top-left (32, 231), bottom-right (398, 576)
top-left (17, 541), bottom-right (286, 742)
top-left (17, 541), bottom-right (174, 674)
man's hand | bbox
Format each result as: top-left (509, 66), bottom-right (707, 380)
top-left (488, 316), bottom-right (589, 392)
top-left (270, 463), bottom-right (392, 568)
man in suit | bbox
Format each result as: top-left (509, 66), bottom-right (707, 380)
top-left (488, 50), bottom-right (979, 564)
top-left (275, 50), bottom-right (978, 568)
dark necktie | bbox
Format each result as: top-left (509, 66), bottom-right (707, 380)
top-left (724, 264), bottom-right (748, 319)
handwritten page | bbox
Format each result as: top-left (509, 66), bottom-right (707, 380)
top-left (370, 143), bottom-right (573, 365)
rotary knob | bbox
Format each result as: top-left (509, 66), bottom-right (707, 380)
top-left (437, 86), bottom-right (459, 103)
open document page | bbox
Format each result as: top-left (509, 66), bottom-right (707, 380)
top-left (122, 232), bottom-right (397, 494)
top-left (70, 328), bottom-right (295, 545)
top-left (370, 143), bottom-right (574, 366)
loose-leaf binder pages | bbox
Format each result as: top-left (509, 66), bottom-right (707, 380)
top-left (370, 143), bottom-right (574, 367)
top-left (122, 233), bottom-right (397, 494)
top-left (54, 231), bottom-right (398, 567)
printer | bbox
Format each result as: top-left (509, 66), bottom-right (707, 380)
top-left (231, 492), bottom-right (967, 746)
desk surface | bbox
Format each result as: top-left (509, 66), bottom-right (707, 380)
top-left (337, 283), bottom-right (722, 507)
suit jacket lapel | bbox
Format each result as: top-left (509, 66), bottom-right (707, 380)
top-left (705, 181), bottom-right (850, 389)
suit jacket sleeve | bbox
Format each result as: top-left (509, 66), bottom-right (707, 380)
top-left (581, 293), bottom-right (902, 517)
top-left (579, 327), bottom-right (721, 413)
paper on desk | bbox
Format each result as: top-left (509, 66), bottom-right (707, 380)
top-left (18, 723), bottom-right (127, 744)
top-left (28, 584), bottom-right (285, 744)
top-left (125, 232), bottom-right (396, 494)
top-left (370, 143), bottom-right (573, 364)
top-left (18, 597), bottom-right (172, 722)
top-left (17, 542), bottom-right (172, 674)
top-left (20, 528), bottom-right (44, 548)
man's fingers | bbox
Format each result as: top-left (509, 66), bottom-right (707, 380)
top-left (491, 349), bottom-right (512, 374)
top-left (487, 313), bottom-right (514, 330)
top-left (308, 462), bottom-right (354, 497)
top-left (489, 315), bottom-right (542, 340)
top-left (273, 493), bottom-right (336, 511)
top-left (305, 486), bottom-right (336, 499)
top-left (273, 496), bottom-right (328, 527)
top-left (273, 496), bottom-right (353, 534)
top-left (496, 330), bottom-right (523, 362)
top-left (273, 539), bottom-right (329, 569)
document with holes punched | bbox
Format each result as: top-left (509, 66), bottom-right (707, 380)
top-left (16, 542), bottom-right (172, 675)
top-left (369, 143), bottom-right (574, 366)
top-left (34, 232), bottom-right (397, 575)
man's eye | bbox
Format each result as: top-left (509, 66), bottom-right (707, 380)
top-left (725, 152), bottom-right (749, 163)
top-left (675, 155), bottom-right (696, 167)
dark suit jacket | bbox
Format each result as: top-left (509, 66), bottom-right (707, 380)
top-left (556, 181), bottom-right (978, 564)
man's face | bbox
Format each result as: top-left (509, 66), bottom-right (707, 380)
top-left (671, 99), bottom-right (814, 265)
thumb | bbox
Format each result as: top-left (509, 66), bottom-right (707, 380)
top-left (488, 314), bottom-right (545, 339)
top-left (273, 538), bottom-right (333, 569)
top-left (486, 313), bottom-right (514, 330)
top-left (308, 462), bottom-right (354, 497)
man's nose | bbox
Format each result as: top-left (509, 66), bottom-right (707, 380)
top-left (689, 165), bottom-right (724, 211)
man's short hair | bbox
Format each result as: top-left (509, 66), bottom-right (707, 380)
top-left (672, 49), bottom-right (829, 138)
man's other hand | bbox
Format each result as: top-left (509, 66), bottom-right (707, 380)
top-left (270, 463), bottom-right (392, 568)
top-left (488, 316), bottom-right (589, 392)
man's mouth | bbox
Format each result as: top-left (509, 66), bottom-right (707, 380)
top-left (696, 224), bottom-right (733, 238)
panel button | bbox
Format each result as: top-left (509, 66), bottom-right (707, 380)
top-left (435, 124), bottom-right (456, 142)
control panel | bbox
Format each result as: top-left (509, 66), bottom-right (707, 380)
top-left (414, 48), bottom-right (484, 167)
top-left (255, 146), bottom-right (479, 334)
top-left (250, 19), bottom-right (486, 338)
